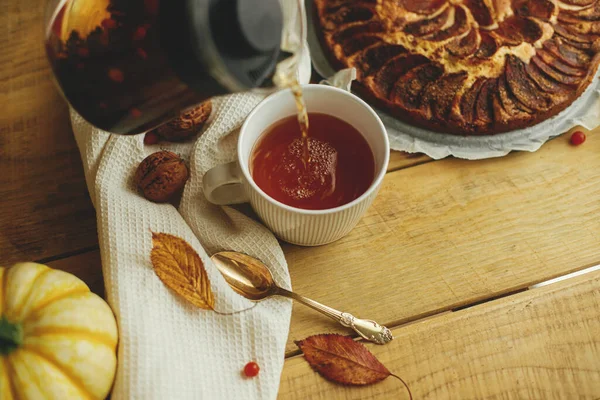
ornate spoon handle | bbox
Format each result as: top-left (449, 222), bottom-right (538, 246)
top-left (276, 288), bottom-right (393, 345)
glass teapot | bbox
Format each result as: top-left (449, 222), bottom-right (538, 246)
top-left (44, 0), bottom-right (304, 135)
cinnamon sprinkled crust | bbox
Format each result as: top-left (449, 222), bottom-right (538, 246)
top-left (314, 0), bottom-right (600, 135)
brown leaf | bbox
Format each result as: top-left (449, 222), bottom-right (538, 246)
top-left (295, 334), bottom-right (391, 386)
top-left (150, 232), bottom-right (215, 310)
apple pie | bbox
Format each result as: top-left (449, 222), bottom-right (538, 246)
top-left (313, 0), bottom-right (600, 135)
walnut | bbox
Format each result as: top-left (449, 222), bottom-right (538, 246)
top-left (154, 100), bottom-right (212, 142)
top-left (134, 151), bottom-right (189, 203)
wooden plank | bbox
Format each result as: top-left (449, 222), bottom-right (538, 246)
top-left (0, 0), bottom-right (98, 264)
top-left (387, 151), bottom-right (431, 172)
top-left (282, 129), bottom-right (600, 353)
top-left (30, 129), bottom-right (600, 356)
top-left (46, 250), bottom-right (104, 297)
top-left (279, 270), bottom-right (600, 399)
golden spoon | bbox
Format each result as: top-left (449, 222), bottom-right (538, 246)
top-left (210, 251), bottom-right (393, 345)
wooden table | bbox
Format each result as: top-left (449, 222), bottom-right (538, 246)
top-left (3, 2), bottom-right (600, 398)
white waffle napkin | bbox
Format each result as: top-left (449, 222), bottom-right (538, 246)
top-left (69, 2), bottom-right (311, 398)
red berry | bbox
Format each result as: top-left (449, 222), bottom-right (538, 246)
top-left (570, 131), bottom-right (586, 146)
top-left (133, 26), bottom-right (147, 41)
top-left (101, 18), bottom-right (117, 30)
top-left (136, 48), bottom-right (148, 59)
top-left (243, 361), bottom-right (260, 378)
top-left (144, 131), bottom-right (159, 145)
top-left (77, 47), bottom-right (90, 57)
top-left (99, 32), bottom-right (110, 46)
top-left (145, 0), bottom-right (159, 15)
top-left (130, 108), bottom-right (143, 118)
top-left (108, 68), bottom-right (124, 83)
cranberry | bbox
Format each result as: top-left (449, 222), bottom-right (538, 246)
top-left (99, 32), bottom-right (109, 47)
top-left (133, 26), bottom-right (147, 41)
top-left (108, 68), bottom-right (124, 83)
top-left (570, 131), bottom-right (586, 146)
top-left (136, 48), bottom-right (148, 59)
top-left (101, 18), bottom-right (117, 30)
top-left (145, 0), bottom-right (159, 15)
top-left (144, 131), bottom-right (159, 145)
top-left (243, 361), bottom-right (260, 378)
top-left (130, 108), bottom-right (143, 118)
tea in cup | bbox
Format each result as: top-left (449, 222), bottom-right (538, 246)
top-left (203, 84), bottom-right (389, 246)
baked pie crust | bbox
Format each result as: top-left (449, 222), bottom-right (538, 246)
top-left (313, 0), bottom-right (600, 135)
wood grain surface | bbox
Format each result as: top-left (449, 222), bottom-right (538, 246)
top-left (40, 130), bottom-right (600, 359)
top-left (47, 249), bottom-right (104, 297)
top-left (387, 151), bottom-right (431, 172)
top-left (283, 129), bottom-right (600, 353)
top-left (0, 0), bottom-right (98, 264)
top-left (2, 1), bottom-right (599, 398)
top-left (279, 269), bottom-right (600, 399)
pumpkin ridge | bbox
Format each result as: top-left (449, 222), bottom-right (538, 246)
top-left (10, 268), bottom-right (51, 322)
top-left (26, 327), bottom-right (117, 349)
top-left (20, 345), bottom-right (95, 400)
top-left (20, 288), bottom-right (90, 324)
top-left (1, 268), bottom-right (7, 317)
top-left (3, 357), bottom-right (19, 400)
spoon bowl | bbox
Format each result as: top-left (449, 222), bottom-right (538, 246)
top-left (211, 251), bottom-right (277, 301)
top-left (210, 251), bottom-right (393, 345)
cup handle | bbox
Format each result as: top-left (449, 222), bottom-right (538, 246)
top-left (203, 161), bottom-right (249, 205)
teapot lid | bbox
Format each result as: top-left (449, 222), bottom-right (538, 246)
top-left (209, 0), bottom-right (284, 88)
top-left (161, 0), bottom-right (286, 95)
top-left (215, 0), bottom-right (283, 54)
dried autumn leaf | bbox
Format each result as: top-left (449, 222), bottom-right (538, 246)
top-left (295, 333), bottom-right (391, 385)
top-left (151, 232), bottom-right (215, 310)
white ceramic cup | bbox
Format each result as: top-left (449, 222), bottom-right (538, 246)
top-left (203, 84), bottom-right (389, 246)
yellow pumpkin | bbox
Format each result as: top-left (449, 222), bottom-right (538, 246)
top-left (0, 262), bottom-right (118, 400)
